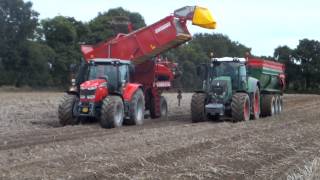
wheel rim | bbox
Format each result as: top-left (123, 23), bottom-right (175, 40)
top-left (136, 98), bottom-right (144, 124)
top-left (114, 103), bottom-right (123, 127)
top-left (244, 98), bottom-right (250, 121)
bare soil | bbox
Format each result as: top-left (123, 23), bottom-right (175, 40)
top-left (0, 92), bottom-right (320, 179)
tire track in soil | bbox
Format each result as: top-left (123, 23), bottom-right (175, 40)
top-left (3, 98), bottom-right (319, 180)
top-left (0, 95), bottom-right (319, 179)
top-left (0, 115), bottom-right (190, 151)
top-left (79, 101), bottom-right (320, 180)
top-left (0, 95), bottom-right (318, 152)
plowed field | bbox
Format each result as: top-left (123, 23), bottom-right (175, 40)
top-left (0, 92), bottom-right (320, 179)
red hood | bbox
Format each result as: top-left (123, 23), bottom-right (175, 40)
top-left (80, 79), bottom-right (107, 89)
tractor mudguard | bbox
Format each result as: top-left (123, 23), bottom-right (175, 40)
top-left (123, 83), bottom-right (143, 102)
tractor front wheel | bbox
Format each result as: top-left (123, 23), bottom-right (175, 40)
top-left (231, 93), bottom-right (250, 122)
top-left (191, 93), bottom-right (207, 123)
top-left (100, 96), bottom-right (124, 129)
top-left (58, 94), bottom-right (79, 126)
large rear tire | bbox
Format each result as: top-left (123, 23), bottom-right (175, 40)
top-left (191, 93), bottom-right (207, 123)
top-left (100, 96), bottom-right (124, 129)
top-left (261, 94), bottom-right (276, 117)
top-left (125, 89), bottom-right (145, 125)
top-left (231, 93), bottom-right (250, 122)
top-left (58, 94), bottom-right (79, 126)
top-left (251, 87), bottom-right (260, 120)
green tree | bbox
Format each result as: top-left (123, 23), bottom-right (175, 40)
top-left (87, 7), bottom-right (146, 44)
top-left (274, 46), bottom-right (301, 90)
top-left (41, 16), bottom-right (82, 86)
top-left (293, 39), bottom-right (320, 89)
top-left (0, 0), bottom-right (39, 86)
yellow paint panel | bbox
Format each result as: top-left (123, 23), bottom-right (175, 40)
top-left (192, 6), bottom-right (217, 29)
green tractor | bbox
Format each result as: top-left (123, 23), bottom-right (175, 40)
top-left (191, 57), bottom-right (285, 122)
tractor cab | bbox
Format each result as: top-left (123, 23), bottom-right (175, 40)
top-left (85, 59), bottom-right (131, 94)
top-left (199, 57), bottom-right (248, 100)
top-left (208, 57), bottom-right (247, 92)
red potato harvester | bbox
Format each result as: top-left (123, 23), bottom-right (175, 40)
top-left (58, 6), bottom-right (217, 128)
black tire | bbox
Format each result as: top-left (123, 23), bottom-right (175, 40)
top-left (250, 87), bottom-right (261, 120)
top-left (125, 89), bottom-right (145, 125)
top-left (261, 94), bottom-right (276, 117)
top-left (58, 94), bottom-right (79, 126)
top-left (160, 96), bottom-right (168, 119)
top-left (100, 96), bottom-right (124, 129)
top-left (231, 93), bottom-right (250, 122)
top-left (191, 93), bottom-right (207, 123)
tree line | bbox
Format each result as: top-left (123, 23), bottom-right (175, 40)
top-left (0, 0), bottom-right (319, 92)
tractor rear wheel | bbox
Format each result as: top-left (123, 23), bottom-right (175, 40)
top-left (261, 94), bottom-right (276, 117)
top-left (100, 96), bottom-right (124, 128)
top-left (191, 93), bottom-right (207, 123)
top-left (251, 87), bottom-right (261, 120)
top-left (231, 93), bottom-right (250, 122)
top-left (58, 94), bottom-right (79, 126)
top-left (126, 89), bottom-right (145, 125)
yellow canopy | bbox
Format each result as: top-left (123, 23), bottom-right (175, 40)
top-left (192, 6), bottom-right (217, 29)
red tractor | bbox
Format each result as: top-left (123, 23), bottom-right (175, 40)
top-left (58, 6), bottom-right (216, 128)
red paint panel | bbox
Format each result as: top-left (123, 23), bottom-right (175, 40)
top-left (123, 83), bottom-right (142, 101)
top-left (247, 58), bottom-right (285, 72)
top-left (155, 64), bottom-right (174, 81)
top-left (81, 16), bottom-right (191, 65)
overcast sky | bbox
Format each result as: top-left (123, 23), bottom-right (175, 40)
top-left (29, 0), bottom-right (320, 56)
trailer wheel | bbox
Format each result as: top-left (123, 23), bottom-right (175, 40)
top-left (100, 96), bottom-right (124, 128)
top-left (251, 87), bottom-right (261, 120)
top-left (231, 93), bottom-right (250, 122)
top-left (126, 89), bottom-right (145, 125)
top-left (261, 95), bottom-right (276, 117)
top-left (160, 96), bottom-right (168, 119)
top-left (191, 93), bottom-right (207, 123)
top-left (58, 94), bottom-right (79, 126)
